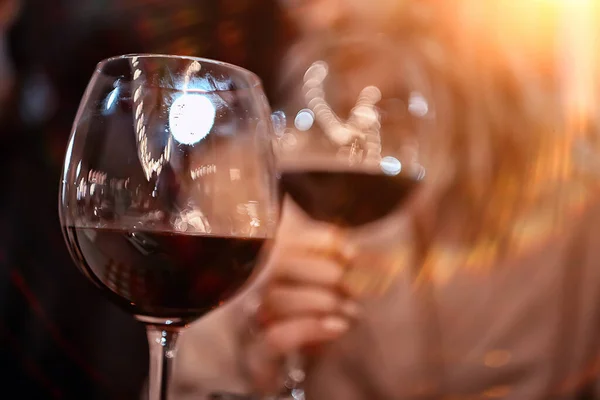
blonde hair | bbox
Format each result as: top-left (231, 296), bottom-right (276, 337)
top-left (400, 2), bottom-right (563, 242)
top-left (283, 1), bottom-right (600, 269)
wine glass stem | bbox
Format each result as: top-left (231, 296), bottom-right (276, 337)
top-left (285, 352), bottom-right (306, 400)
top-left (146, 326), bottom-right (180, 400)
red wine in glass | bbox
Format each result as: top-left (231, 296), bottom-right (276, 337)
top-left (279, 170), bottom-right (419, 227)
top-left (65, 227), bottom-right (265, 323)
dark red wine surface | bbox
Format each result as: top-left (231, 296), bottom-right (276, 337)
top-left (279, 170), bottom-right (418, 227)
top-left (65, 227), bottom-right (264, 321)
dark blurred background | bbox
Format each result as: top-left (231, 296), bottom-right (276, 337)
top-left (0, 0), bottom-right (291, 397)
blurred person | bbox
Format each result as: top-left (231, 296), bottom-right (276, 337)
top-left (172, 1), bottom-right (600, 399)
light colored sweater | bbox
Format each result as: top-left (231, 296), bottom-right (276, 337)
top-left (172, 196), bottom-right (600, 399)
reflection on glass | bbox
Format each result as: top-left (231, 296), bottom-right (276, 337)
top-left (169, 94), bottom-right (216, 145)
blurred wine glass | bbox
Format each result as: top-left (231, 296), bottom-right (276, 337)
top-left (274, 35), bottom-right (432, 399)
top-left (276, 35), bottom-right (429, 227)
top-left (59, 54), bottom-right (277, 400)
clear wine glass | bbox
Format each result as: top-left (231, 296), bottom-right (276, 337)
top-left (273, 35), bottom-right (432, 398)
top-left (59, 54), bottom-right (278, 400)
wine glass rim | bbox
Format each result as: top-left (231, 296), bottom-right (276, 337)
top-left (96, 53), bottom-right (263, 90)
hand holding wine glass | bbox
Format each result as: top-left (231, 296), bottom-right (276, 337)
top-left (241, 201), bottom-right (359, 396)
top-left (242, 35), bottom-right (430, 399)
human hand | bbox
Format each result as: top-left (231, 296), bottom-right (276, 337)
top-left (241, 204), bottom-right (361, 395)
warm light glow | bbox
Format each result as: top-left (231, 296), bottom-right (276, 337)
top-left (131, 76), bottom-right (172, 181)
top-left (559, 0), bottom-right (598, 122)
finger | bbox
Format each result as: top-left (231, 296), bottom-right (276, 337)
top-left (276, 222), bottom-right (355, 261)
top-left (264, 315), bottom-right (350, 356)
top-left (271, 257), bottom-right (345, 287)
top-left (264, 285), bottom-right (361, 319)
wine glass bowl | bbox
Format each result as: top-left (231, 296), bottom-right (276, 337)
top-left (59, 54), bottom-right (277, 399)
top-left (277, 35), bottom-right (430, 228)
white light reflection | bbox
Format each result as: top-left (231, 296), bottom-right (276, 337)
top-left (191, 164), bottom-right (217, 180)
top-left (380, 156), bottom-right (402, 175)
top-left (294, 109), bottom-right (315, 131)
top-left (133, 86), bottom-right (142, 102)
top-left (60, 134), bottom-right (76, 203)
top-left (302, 60), bottom-right (383, 165)
top-left (104, 87), bottom-right (119, 112)
top-left (169, 94), bottom-right (216, 145)
top-left (271, 110), bottom-right (287, 137)
top-left (131, 66), bottom-right (173, 181)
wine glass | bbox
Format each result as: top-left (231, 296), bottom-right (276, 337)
top-left (273, 35), bottom-right (432, 398)
top-left (59, 54), bottom-right (277, 400)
